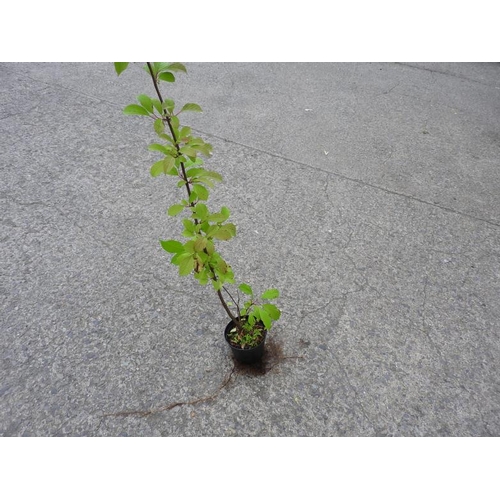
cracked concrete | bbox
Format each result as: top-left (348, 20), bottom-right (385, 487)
top-left (1, 62), bottom-right (500, 436)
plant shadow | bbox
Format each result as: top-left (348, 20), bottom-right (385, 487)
top-left (231, 337), bottom-right (286, 376)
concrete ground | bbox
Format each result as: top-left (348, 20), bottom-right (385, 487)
top-left (1, 62), bottom-right (499, 436)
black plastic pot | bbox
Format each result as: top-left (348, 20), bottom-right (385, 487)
top-left (224, 318), bottom-right (267, 364)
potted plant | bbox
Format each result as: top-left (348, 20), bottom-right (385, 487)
top-left (114, 62), bottom-right (281, 363)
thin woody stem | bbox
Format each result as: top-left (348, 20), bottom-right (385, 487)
top-left (146, 62), bottom-right (192, 200)
top-left (217, 289), bottom-right (239, 325)
top-left (222, 286), bottom-right (241, 319)
top-left (146, 62), bottom-right (241, 330)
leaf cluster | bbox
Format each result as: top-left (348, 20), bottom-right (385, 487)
top-left (160, 201), bottom-right (236, 289)
top-left (237, 283), bottom-right (281, 331)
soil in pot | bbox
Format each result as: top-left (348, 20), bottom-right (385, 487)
top-left (224, 318), bottom-right (267, 364)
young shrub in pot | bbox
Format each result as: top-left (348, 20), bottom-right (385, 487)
top-left (115, 62), bottom-right (281, 363)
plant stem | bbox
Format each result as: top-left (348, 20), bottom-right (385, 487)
top-left (217, 289), bottom-right (240, 325)
top-left (222, 286), bottom-right (241, 319)
top-left (146, 62), bottom-right (241, 330)
top-left (146, 63), bottom-right (192, 200)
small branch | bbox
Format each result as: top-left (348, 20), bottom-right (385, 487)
top-left (222, 285), bottom-right (241, 319)
top-left (217, 288), bottom-right (240, 327)
top-left (146, 62), bottom-right (164, 103)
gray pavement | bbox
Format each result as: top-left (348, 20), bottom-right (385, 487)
top-left (1, 62), bottom-right (499, 436)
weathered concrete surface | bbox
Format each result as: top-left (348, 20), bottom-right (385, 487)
top-left (1, 62), bottom-right (499, 436)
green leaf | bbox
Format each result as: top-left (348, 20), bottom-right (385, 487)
top-left (170, 115), bottom-right (180, 131)
top-left (114, 62), bottom-right (129, 75)
top-left (163, 99), bottom-right (175, 114)
top-left (150, 156), bottom-right (177, 177)
top-left (213, 228), bottom-right (232, 241)
top-left (186, 167), bottom-right (204, 178)
top-left (168, 204), bottom-right (184, 216)
top-left (154, 62), bottom-right (171, 73)
top-left (180, 126), bottom-right (192, 139)
top-left (197, 270), bottom-right (209, 285)
top-left (194, 204), bottom-right (209, 221)
top-left (150, 160), bottom-right (165, 177)
top-left (239, 283), bottom-right (253, 296)
top-left (206, 239), bottom-right (215, 255)
top-left (163, 156), bottom-right (176, 174)
top-left (180, 146), bottom-right (198, 158)
top-left (167, 166), bottom-right (179, 176)
top-left (152, 99), bottom-right (163, 115)
top-left (205, 225), bottom-right (219, 238)
top-left (222, 223), bottom-right (236, 237)
top-left (259, 308), bottom-right (272, 331)
top-left (183, 241), bottom-right (195, 254)
top-left (161, 135), bottom-right (176, 145)
top-left (168, 62), bottom-right (187, 73)
top-left (182, 219), bottom-right (196, 236)
top-left (189, 191), bottom-right (198, 204)
top-left (202, 170), bottom-right (223, 182)
top-left (208, 212), bottom-right (228, 223)
top-left (154, 118), bottom-right (165, 135)
top-left (181, 103), bottom-right (203, 113)
top-left (123, 104), bottom-right (150, 116)
top-left (171, 252), bottom-right (189, 265)
top-left (195, 269), bottom-right (209, 285)
top-left (158, 72), bottom-right (175, 82)
top-left (197, 178), bottom-right (214, 189)
top-left (248, 313), bottom-right (257, 326)
top-left (148, 143), bottom-right (169, 154)
top-left (261, 288), bottom-right (280, 300)
top-left (137, 94), bottom-right (153, 113)
top-left (194, 237), bottom-right (207, 252)
top-left (160, 240), bottom-right (184, 254)
top-left (217, 259), bottom-right (228, 274)
top-left (192, 143), bottom-right (212, 157)
top-left (192, 184), bottom-right (209, 201)
top-left (263, 303), bottom-right (281, 321)
top-left (185, 157), bottom-right (204, 168)
top-left (179, 255), bottom-right (194, 276)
